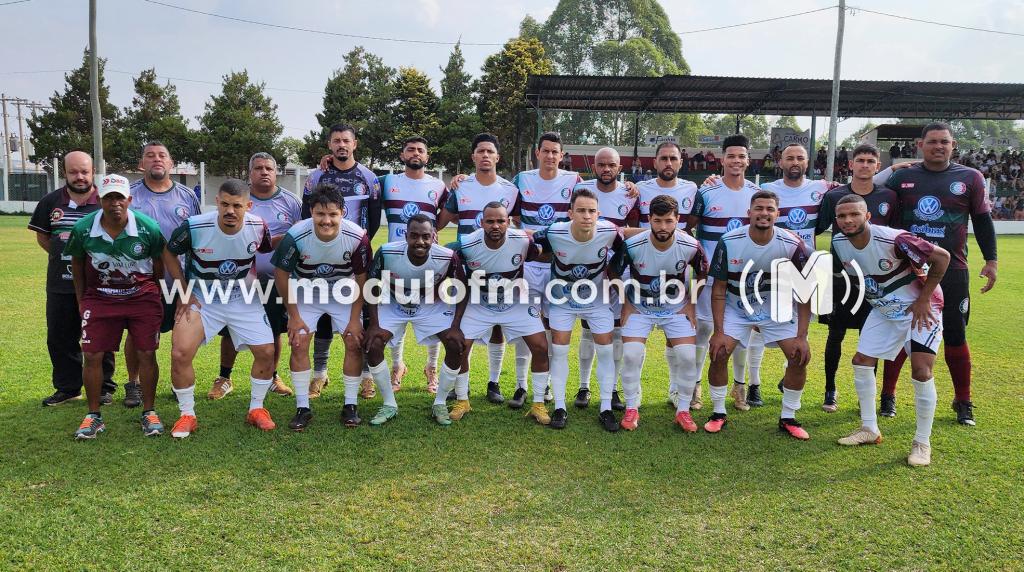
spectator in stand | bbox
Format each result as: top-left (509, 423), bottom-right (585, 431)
top-left (901, 140), bottom-right (914, 158)
top-left (837, 146), bottom-right (849, 169)
top-left (631, 161), bottom-right (642, 182)
top-left (761, 153), bottom-right (774, 175)
top-left (704, 150), bottom-right (717, 173)
top-left (1015, 195), bottom-right (1024, 220)
top-left (680, 148), bottom-right (690, 175)
top-left (692, 150), bottom-right (706, 171)
top-left (889, 141), bottom-right (902, 160)
top-left (561, 152), bottom-right (573, 171)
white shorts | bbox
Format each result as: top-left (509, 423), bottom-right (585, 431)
top-left (378, 302), bottom-right (453, 347)
top-left (297, 300), bottom-right (354, 335)
top-left (524, 262), bottom-right (550, 313)
top-left (621, 311), bottom-right (696, 340)
top-left (547, 303), bottom-right (615, 335)
top-left (461, 303), bottom-right (545, 342)
top-left (196, 298), bottom-right (274, 351)
top-left (696, 277), bottom-right (714, 322)
top-left (722, 303), bottom-right (798, 348)
top-left (857, 307), bottom-right (943, 361)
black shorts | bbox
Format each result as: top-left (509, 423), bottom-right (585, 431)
top-left (819, 279), bottom-right (870, 331)
top-left (940, 269), bottom-right (970, 346)
top-left (160, 300), bottom-right (177, 334)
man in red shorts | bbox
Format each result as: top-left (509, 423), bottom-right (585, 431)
top-left (64, 174), bottom-right (167, 439)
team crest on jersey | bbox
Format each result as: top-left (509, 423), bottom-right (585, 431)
top-left (175, 206), bottom-right (190, 220)
top-left (500, 197), bottom-right (510, 207)
top-left (560, 187), bottom-right (570, 199)
top-left (863, 277), bottom-right (883, 299)
top-left (538, 204), bottom-right (556, 222)
top-left (247, 241), bottom-right (258, 254)
top-left (617, 204), bottom-right (628, 216)
top-left (217, 260), bottom-right (238, 278)
top-left (50, 208), bottom-right (64, 222)
top-left (949, 181), bottom-right (967, 196)
top-left (401, 203), bottom-right (420, 221)
top-left (571, 265), bottom-right (589, 279)
top-left (528, 305), bottom-right (540, 318)
top-left (276, 212), bottom-right (290, 223)
top-left (98, 261), bottom-right (111, 270)
top-left (354, 182), bottom-right (365, 195)
top-left (960, 298), bottom-right (969, 314)
top-left (675, 260), bottom-right (687, 271)
top-left (726, 218), bottom-right (743, 231)
top-left (913, 196), bottom-right (944, 221)
top-left (878, 258), bottom-right (894, 271)
top-left (682, 197), bottom-right (692, 210)
top-left (315, 263), bottom-right (333, 276)
top-left (396, 227), bottom-right (407, 238)
top-left (786, 208), bottom-right (808, 229)
top-left (474, 213), bottom-right (484, 228)
top-left (878, 202), bottom-right (890, 216)
top-left (428, 190), bottom-right (438, 201)
top-left (130, 241), bottom-right (145, 256)
top-left (811, 191), bottom-right (823, 202)
top-left (511, 254), bottom-right (523, 265)
top-left (598, 247), bottom-right (608, 259)
top-left (343, 251), bottom-right (352, 262)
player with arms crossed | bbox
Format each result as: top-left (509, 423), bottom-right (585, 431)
top-left (830, 194), bottom-right (949, 466)
top-left (706, 190), bottom-right (812, 439)
top-left (617, 195), bottom-right (707, 432)
top-left (273, 184), bottom-right (371, 431)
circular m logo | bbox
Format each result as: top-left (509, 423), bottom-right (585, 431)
top-left (175, 206), bottom-right (190, 220)
top-left (617, 204), bottom-right (628, 216)
top-left (474, 212), bottom-right (484, 228)
top-left (131, 241), bottom-right (145, 256)
top-left (649, 277), bottom-right (661, 293)
top-left (560, 187), bottom-right (570, 199)
top-left (878, 202), bottom-right (890, 216)
top-left (949, 182), bottom-right (967, 196)
top-left (511, 254), bottom-right (522, 265)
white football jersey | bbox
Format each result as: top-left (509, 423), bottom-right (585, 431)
top-left (166, 211), bottom-right (272, 299)
top-left (444, 174), bottom-right (520, 240)
top-left (272, 218), bottom-right (371, 284)
top-left (381, 173), bottom-right (448, 242)
top-left (533, 220), bottom-right (624, 310)
top-left (514, 169), bottom-right (582, 232)
top-left (708, 225), bottom-right (808, 320)
top-left (574, 179), bottom-right (637, 227)
top-left (693, 180), bottom-right (760, 259)
top-left (636, 178), bottom-right (699, 230)
top-left (621, 229), bottom-right (707, 316)
top-left (371, 241), bottom-right (462, 308)
top-left (761, 178), bottom-right (827, 251)
top-left (455, 228), bottom-right (537, 312)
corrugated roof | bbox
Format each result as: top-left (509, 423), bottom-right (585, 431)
top-left (525, 75), bottom-right (1024, 119)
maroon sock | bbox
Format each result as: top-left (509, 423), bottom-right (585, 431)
top-left (944, 344), bottom-right (972, 402)
top-left (882, 348), bottom-right (907, 396)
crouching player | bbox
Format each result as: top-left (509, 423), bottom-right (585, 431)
top-left (450, 201), bottom-right (550, 424)
top-left (617, 195), bottom-right (707, 432)
top-left (830, 194), bottom-right (949, 466)
top-left (163, 179), bottom-right (276, 437)
top-left (272, 184), bottom-right (371, 431)
top-left (706, 190), bottom-right (812, 439)
top-left (362, 214), bottom-right (467, 426)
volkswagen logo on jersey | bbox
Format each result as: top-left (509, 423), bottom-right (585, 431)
top-left (863, 276), bottom-right (883, 299)
top-left (175, 205), bottom-right (189, 220)
top-left (130, 241), bottom-right (145, 256)
top-left (474, 212), bottom-right (484, 228)
top-left (217, 260), bottom-right (238, 278)
top-left (538, 204), bottom-right (556, 222)
top-left (726, 218), bottom-right (743, 231)
top-left (315, 263), bottom-right (333, 276)
top-left (786, 208), bottom-right (808, 229)
top-left (878, 202), bottom-right (890, 216)
top-left (560, 187), bottom-right (570, 199)
top-left (247, 241), bottom-right (258, 254)
top-left (913, 196), bottom-right (944, 221)
top-left (571, 265), bottom-right (589, 279)
top-left (511, 254), bottom-right (522, 265)
top-left (401, 203), bottom-right (420, 221)
top-left (598, 247), bottom-right (608, 259)
top-left (949, 181), bottom-right (967, 196)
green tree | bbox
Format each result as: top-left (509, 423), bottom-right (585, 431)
top-left (477, 37), bottom-right (553, 172)
top-left (840, 121), bottom-right (877, 149)
top-left (897, 118), bottom-right (1024, 151)
top-left (702, 114), bottom-right (772, 149)
top-left (391, 67), bottom-right (440, 161)
top-left (773, 116), bottom-right (802, 131)
top-left (301, 46), bottom-right (396, 168)
top-left (196, 70), bottom-right (283, 178)
top-left (431, 43), bottom-right (484, 174)
top-left (109, 68), bottom-right (194, 170)
top-left (519, 15), bottom-right (543, 41)
top-left (27, 49), bottom-right (120, 173)
top-left (278, 136), bottom-right (305, 165)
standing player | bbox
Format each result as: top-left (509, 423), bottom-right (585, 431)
top-left (706, 191), bottom-right (812, 439)
top-left (273, 184), bottom-right (371, 431)
top-left (29, 151), bottom-right (117, 406)
top-left (830, 194), bottom-right (949, 466)
top-left (885, 123), bottom-right (997, 425)
top-left (618, 195), bottom-right (707, 432)
top-left (635, 141), bottom-right (699, 409)
top-left (215, 153), bottom-right (299, 400)
top-left (815, 144), bottom-right (900, 412)
top-left (306, 124), bottom-right (382, 401)
top-left (162, 180), bottom-right (277, 438)
top-left (127, 141), bottom-right (202, 402)
top-left (65, 175), bottom-right (166, 439)
top-left (362, 214), bottom-right (467, 426)
top-left (533, 188), bottom-right (626, 431)
top-left (448, 202), bottom-right (551, 424)
top-left (687, 135), bottom-right (760, 413)
top-left (436, 133), bottom-right (527, 407)
top-left (379, 137), bottom-right (450, 394)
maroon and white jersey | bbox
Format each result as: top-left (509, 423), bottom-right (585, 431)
top-left (761, 178), bottom-right (827, 251)
top-left (381, 173), bottom-right (448, 242)
top-left (830, 223), bottom-right (943, 320)
top-left (514, 169), bottom-right (582, 231)
top-left (370, 241), bottom-right (463, 312)
top-left (635, 178), bottom-right (699, 230)
top-left (533, 220), bottom-right (625, 310)
top-left (621, 229), bottom-right (706, 316)
top-left (573, 179), bottom-right (637, 227)
top-left (708, 225), bottom-right (808, 321)
top-left (692, 180), bottom-right (760, 259)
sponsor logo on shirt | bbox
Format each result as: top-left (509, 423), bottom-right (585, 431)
top-left (401, 203), bottom-right (420, 221)
top-left (786, 208), bottom-right (808, 229)
top-left (571, 265), bottom-right (589, 279)
top-left (315, 263), bottom-right (333, 276)
top-left (878, 258), bottom-right (894, 271)
top-left (909, 223), bottom-right (945, 238)
top-left (863, 276), bottom-right (883, 299)
top-left (913, 196), bottom-right (944, 222)
top-left (469, 260), bottom-right (481, 268)
top-left (50, 208), bottom-right (64, 222)
top-left (726, 218), bottom-right (743, 231)
top-left (217, 260), bottom-right (238, 278)
top-left (878, 202), bottom-right (890, 216)
top-left (901, 182), bottom-right (915, 189)
top-left (538, 204), bottom-right (556, 222)
top-left (949, 181), bottom-right (967, 196)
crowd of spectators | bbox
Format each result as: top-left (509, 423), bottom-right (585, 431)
top-left (954, 147), bottom-right (1023, 220)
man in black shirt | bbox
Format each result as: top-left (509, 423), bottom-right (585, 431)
top-left (28, 151), bottom-right (116, 406)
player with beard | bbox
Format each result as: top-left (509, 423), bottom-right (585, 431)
top-left (635, 142), bottom-right (699, 409)
top-left (126, 141), bottom-right (201, 405)
top-left (830, 194), bottom-right (949, 466)
top-left (378, 137), bottom-right (450, 395)
top-left (308, 125), bottom-right (382, 404)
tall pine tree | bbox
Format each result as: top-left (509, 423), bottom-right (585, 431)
top-left (196, 71), bottom-right (283, 178)
top-left (431, 43), bottom-right (484, 174)
top-left (109, 68), bottom-right (194, 170)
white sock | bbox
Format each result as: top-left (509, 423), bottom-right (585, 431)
top-left (578, 328), bottom-right (595, 389)
top-left (249, 376), bottom-right (272, 411)
top-left (912, 377), bottom-right (937, 445)
top-left (435, 363), bottom-right (459, 405)
top-left (343, 374), bottom-right (360, 405)
top-left (710, 384), bottom-right (728, 414)
top-left (852, 364), bottom-right (879, 433)
top-left (696, 321), bottom-right (712, 377)
top-left (391, 337), bottom-right (405, 370)
top-left (781, 387), bottom-right (803, 419)
top-left (621, 342), bottom-right (645, 409)
top-left (174, 385), bottom-right (196, 416)
top-left (312, 337), bottom-right (331, 375)
top-left (427, 342), bottom-right (440, 369)
top-left (456, 371), bottom-right (470, 400)
top-left (487, 341), bottom-right (505, 383)
top-left (612, 327), bottom-right (624, 387)
top-left (531, 371), bottom-right (549, 404)
top-left (550, 343), bottom-right (570, 410)
top-left (732, 345), bottom-right (747, 384)
top-left (665, 346), bottom-right (678, 394)
top-left (291, 369), bottom-right (312, 409)
top-left (369, 360), bottom-right (397, 408)
top-left (596, 343), bottom-right (616, 411)
top-left (673, 344), bottom-right (698, 413)
top-left (747, 330), bottom-right (765, 386)
top-left (513, 338), bottom-right (530, 390)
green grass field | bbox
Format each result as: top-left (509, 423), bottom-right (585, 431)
top-left (1, 214), bottom-right (1021, 571)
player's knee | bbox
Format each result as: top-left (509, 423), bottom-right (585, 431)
top-left (136, 350), bottom-right (157, 365)
top-left (851, 352), bottom-right (874, 366)
top-left (911, 363), bottom-right (933, 381)
top-left (83, 351), bottom-right (105, 365)
top-left (341, 334), bottom-right (360, 353)
top-left (622, 342), bottom-right (645, 370)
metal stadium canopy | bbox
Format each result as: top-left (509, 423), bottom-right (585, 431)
top-left (525, 75), bottom-right (1024, 120)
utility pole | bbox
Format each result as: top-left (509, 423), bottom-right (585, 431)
top-left (15, 99), bottom-right (27, 175)
top-left (89, 0), bottom-right (104, 175)
top-left (825, 0), bottom-right (846, 182)
top-left (1, 94), bottom-right (10, 200)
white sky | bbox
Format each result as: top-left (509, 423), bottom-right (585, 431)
top-left (1, 0), bottom-right (1022, 148)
